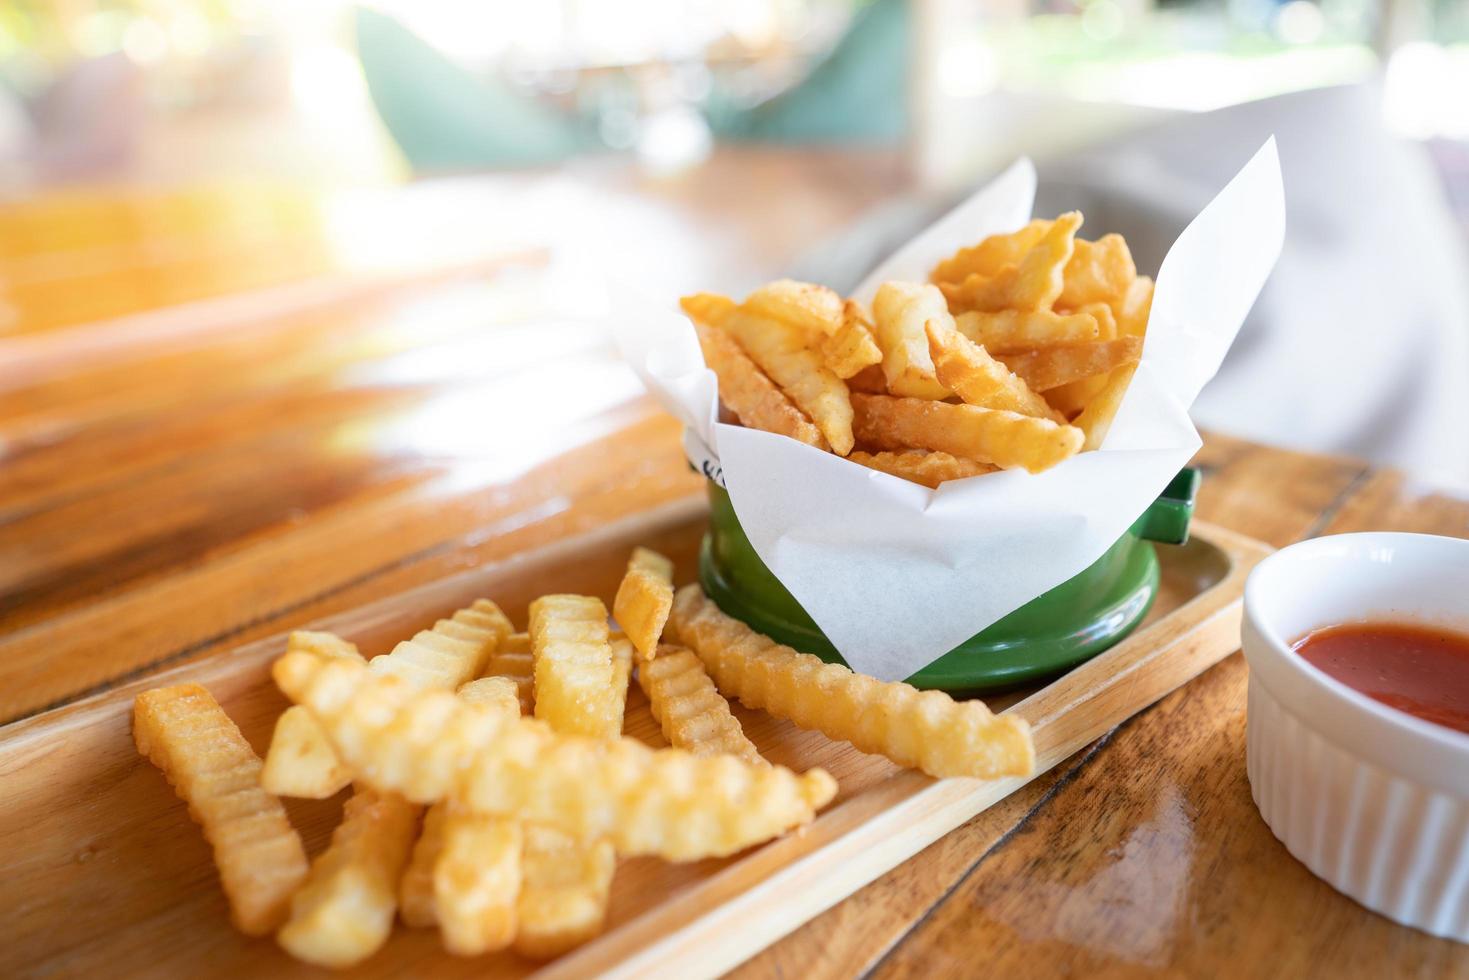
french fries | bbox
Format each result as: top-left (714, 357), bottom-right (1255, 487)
top-left (271, 651), bottom-right (837, 860)
top-left (399, 674), bottom-right (523, 944)
top-left (871, 282), bottom-right (951, 399)
top-left (678, 210), bottom-right (1149, 485)
top-left (820, 300), bottom-right (884, 379)
top-left (485, 632), bottom-right (535, 715)
top-left (370, 599), bottom-right (511, 691)
top-left (688, 315), bottom-right (828, 450)
top-left (529, 594), bottom-right (615, 738)
top-left (846, 450), bottom-right (995, 488)
top-left (671, 586), bottom-right (1034, 779)
top-left (999, 337), bottom-right (1142, 392)
top-left (720, 309), bottom-right (854, 455)
top-left (437, 812), bottom-right (523, 956)
top-left (638, 644), bottom-right (764, 765)
top-left (277, 789), bottom-right (421, 968)
top-left (852, 393), bottom-right (1083, 474)
top-left (1116, 275), bottom-right (1154, 337)
top-left (938, 212), bottom-right (1081, 313)
top-left (613, 546), bottom-right (675, 661)
top-left (1074, 364), bottom-right (1139, 451)
top-left (263, 602), bottom-right (510, 800)
top-left (133, 684), bottom-right (309, 936)
top-left (398, 801), bottom-right (450, 928)
top-left (515, 829), bottom-right (616, 960)
top-left (953, 308), bottom-right (1100, 353)
top-left (1059, 233), bottom-right (1136, 309)
top-left (517, 618), bottom-right (632, 959)
top-left (743, 279), bottom-right (844, 342)
top-left (930, 218), bottom-right (1050, 284)
top-left (261, 632), bottom-right (365, 799)
top-left (925, 319), bottom-right (1061, 421)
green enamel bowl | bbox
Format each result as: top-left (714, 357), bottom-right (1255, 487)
top-left (698, 468), bottom-right (1199, 694)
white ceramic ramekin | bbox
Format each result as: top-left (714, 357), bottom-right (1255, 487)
top-left (1242, 532), bottom-right (1469, 943)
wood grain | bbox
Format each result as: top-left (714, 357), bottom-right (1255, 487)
top-left (856, 443), bottom-right (1469, 979)
top-left (0, 510), bottom-right (1258, 979)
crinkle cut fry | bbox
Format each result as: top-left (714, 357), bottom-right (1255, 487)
top-left (271, 652), bottom-right (836, 861)
top-left (134, 684), bottom-right (309, 936)
top-left (369, 598), bottom-right (512, 691)
top-left (845, 450), bottom-right (995, 489)
top-left (398, 674), bottom-right (523, 938)
top-left (670, 585), bottom-right (1035, 780)
top-left (529, 594), bottom-right (615, 738)
top-left (851, 392), bottom-right (1082, 474)
top-left (614, 546), bottom-right (675, 661)
top-left (277, 789), bottom-right (421, 968)
top-left (484, 632), bottom-right (535, 715)
top-left (638, 644), bottom-right (764, 765)
top-left (512, 633), bottom-right (632, 957)
top-left (261, 632), bottom-right (366, 799)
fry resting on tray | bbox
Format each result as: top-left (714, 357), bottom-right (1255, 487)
top-left (681, 211), bottom-right (1152, 486)
top-left (133, 542), bottom-right (1041, 967)
top-left (670, 585), bottom-right (1035, 779)
top-left (270, 651), bottom-right (836, 859)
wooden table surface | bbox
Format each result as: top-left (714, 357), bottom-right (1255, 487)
top-left (3, 149), bottom-right (1467, 978)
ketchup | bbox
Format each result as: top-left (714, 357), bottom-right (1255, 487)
top-left (1292, 622), bottom-right (1469, 735)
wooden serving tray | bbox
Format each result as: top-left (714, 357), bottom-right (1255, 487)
top-left (0, 497), bottom-right (1269, 979)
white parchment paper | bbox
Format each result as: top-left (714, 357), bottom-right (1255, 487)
top-left (614, 140), bottom-right (1285, 680)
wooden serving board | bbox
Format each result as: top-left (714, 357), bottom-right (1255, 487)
top-left (0, 497), bottom-right (1269, 980)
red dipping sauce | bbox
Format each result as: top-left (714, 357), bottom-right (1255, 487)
top-left (1292, 622), bottom-right (1469, 735)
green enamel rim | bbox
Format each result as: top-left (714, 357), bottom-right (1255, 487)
top-left (697, 468), bottom-right (1198, 693)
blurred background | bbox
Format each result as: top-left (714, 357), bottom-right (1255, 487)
top-left (2, 0), bottom-right (1467, 489)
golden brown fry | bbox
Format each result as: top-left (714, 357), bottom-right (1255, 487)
top-left (1042, 374), bottom-right (1109, 418)
top-left (134, 684), bottom-right (309, 936)
top-left (369, 599), bottom-right (511, 691)
top-left (852, 392), bottom-right (1083, 474)
top-left (613, 546), bottom-right (675, 661)
top-left (398, 801), bottom-right (449, 929)
top-left (925, 319), bottom-right (1061, 421)
top-left (952, 309), bottom-right (1099, 353)
top-left (939, 213), bottom-right (1082, 313)
top-left (516, 620), bottom-right (630, 957)
top-left (1073, 364), bottom-right (1138, 451)
top-left (484, 632), bottom-right (535, 715)
top-left (871, 282), bottom-right (951, 400)
top-left (847, 364), bottom-right (888, 394)
top-left (722, 309), bottom-right (854, 455)
top-left (930, 219), bottom-right (1052, 284)
top-left (672, 586), bottom-right (1034, 779)
top-left (744, 279), bottom-right (844, 341)
top-left (262, 632), bottom-right (365, 799)
top-left (691, 318), bottom-right (828, 450)
top-left (529, 594), bottom-right (614, 739)
top-left (271, 653), bottom-right (837, 860)
top-left (1115, 275), bottom-right (1154, 337)
top-left (638, 644), bottom-right (764, 764)
top-left (999, 337), bottom-right (1142, 392)
top-left (820, 300), bottom-right (884, 380)
top-left (679, 292), bottom-right (736, 327)
top-left (1072, 301), bottom-right (1119, 340)
top-left (399, 674), bottom-right (523, 933)
top-left (1059, 233), bottom-right (1136, 309)
top-left (456, 675), bottom-right (522, 714)
top-left (277, 789), bottom-right (421, 968)
top-left (437, 812), bottom-right (523, 956)
top-left (514, 828), bottom-right (616, 960)
top-left (846, 450), bottom-right (996, 488)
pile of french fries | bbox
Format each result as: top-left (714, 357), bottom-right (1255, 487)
top-left (682, 213), bottom-right (1153, 486)
top-left (134, 548), bottom-right (1034, 968)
